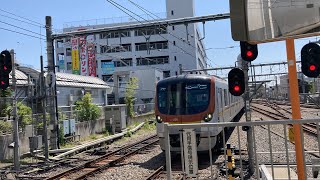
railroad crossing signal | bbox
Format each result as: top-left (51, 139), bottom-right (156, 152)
top-left (240, 41), bottom-right (258, 62)
top-left (228, 68), bottom-right (245, 96)
top-left (301, 43), bottom-right (320, 78)
top-left (0, 50), bottom-right (12, 89)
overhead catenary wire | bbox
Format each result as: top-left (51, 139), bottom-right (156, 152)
top-left (0, 8), bottom-right (44, 26)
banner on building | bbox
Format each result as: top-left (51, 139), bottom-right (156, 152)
top-left (71, 37), bottom-right (80, 74)
top-left (87, 43), bottom-right (96, 77)
top-left (101, 61), bottom-right (115, 75)
top-left (79, 36), bottom-right (87, 76)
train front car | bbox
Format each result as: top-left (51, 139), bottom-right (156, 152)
top-left (155, 75), bottom-right (217, 151)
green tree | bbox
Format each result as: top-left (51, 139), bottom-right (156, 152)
top-left (125, 77), bottom-right (139, 118)
top-left (75, 93), bottom-right (101, 122)
top-left (17, 102), bottom-right (32, 129)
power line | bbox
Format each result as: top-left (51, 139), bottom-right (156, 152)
top-left (0, 27), bottom-right (45, 40)
top-left (0, 13), bottom-right (41, 27)
top-left (126, 0), bottom-right (219, 69)
top-left (0, 8), bottom-right (43, 26)
top-left (0, 20), bottom-right (46, 37)
top-left (127, 0), bottom-right (196, 49)
top-left (106, 0), bottom-right (197, 59)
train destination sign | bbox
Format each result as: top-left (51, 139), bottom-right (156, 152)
top-left (230, 0), bottom-right (320, 42)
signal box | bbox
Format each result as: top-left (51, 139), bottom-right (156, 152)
top-left (228, 68), bottom-right (245, 96)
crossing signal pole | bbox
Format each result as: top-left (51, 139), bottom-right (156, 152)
top-left (301, 43), bottom-right (320, 78)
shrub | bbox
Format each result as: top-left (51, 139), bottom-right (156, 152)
top-left (0, 121), bottom-right (13, 134)
top-left (75, 93), bottom-right (101, 122)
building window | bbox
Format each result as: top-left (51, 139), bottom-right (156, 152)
top-left (100, 44), bottom-right (132, 53)
top-left (137, 56), bottom-right (169, 66)
top-left (66, 48), bottom-right (72, 56)
top-left (173, 41), bottom-right (176, 46)
top-left (102, 75), bottom-right (114, 82)
top-left (134, 26), bottom-right (167, 36)
top-left (100, 31), bottom-right (131, 39)
top-left (114, 58), bottom-right (133, 67)
top-left (163, 71), bottom-right (170, 78)
top-left (174, 56), bottom-right (177, 61)
top-left (101, 60), bottom-right (113, 68)
top-left (135, 41), bottom-right (168, 51)
top-left (175, 71), bottom-right (178, 75)
top-left (67, 62), bottom-right (72, 70)
top-left (58, 53), bottom-right (64, 61)
top-left (171, 10), bottom-right (174, 16)
top-left (57, 40), bottom-right (64, 48)
top-left (65, 37), bottom-right (71, 43)
top-left (172, 26), bottom-right (175, 31)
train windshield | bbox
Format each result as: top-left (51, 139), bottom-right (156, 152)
top-left (157, 82), bottom-right (210, 115)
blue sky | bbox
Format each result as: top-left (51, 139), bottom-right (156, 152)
top-left (0, 0), bottom-right (316, 80)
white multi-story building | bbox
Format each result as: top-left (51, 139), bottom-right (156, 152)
top-left (55, 0), bottom-right (208, 104)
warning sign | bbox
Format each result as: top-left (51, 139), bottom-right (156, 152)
top-left (289, 127), bottom-right (294, 143)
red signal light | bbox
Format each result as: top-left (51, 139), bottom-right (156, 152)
top-left (246, 50), bottom-right (253, 57)
top-left (1, 81), bottom-right (4, 85)
top-left (234, 85), bottom-right (240, 92)
top-left (309, 65), bottom-right (316, 71)
top-left (3, 66), bottom-right (7, 71)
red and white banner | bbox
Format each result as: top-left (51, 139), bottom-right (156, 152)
top-left (87, 43), bottom-right (96, 77)
top-left (79, 36), bottom-right (87, 76)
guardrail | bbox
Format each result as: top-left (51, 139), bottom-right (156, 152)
top-left (163, 118), bottom-right (320, 179)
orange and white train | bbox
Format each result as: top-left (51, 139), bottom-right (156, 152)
top-left (155, 74), bottom-right (244, 151)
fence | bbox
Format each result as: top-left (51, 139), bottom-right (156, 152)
top-left (162, 118), bottom-right (320, 180)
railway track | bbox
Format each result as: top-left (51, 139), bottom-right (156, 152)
top-left (146, 165), bottom-right (183, 180)
top-left (251, 104), bottom-right (318, 136)
top-left (46, 135), bottom-right (159, 180)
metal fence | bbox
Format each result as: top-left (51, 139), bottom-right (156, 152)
top-left (163, 118), bottom-right (320, 180)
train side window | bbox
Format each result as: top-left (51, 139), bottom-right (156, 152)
top-left (224, 89), bottom-right (228, 107)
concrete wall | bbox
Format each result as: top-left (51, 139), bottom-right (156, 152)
top-left (75, 119), bottom-right (106, 139)
top-left (0, 125), bottom-right (33, 160)
top-left (0, 118), bottom-right (106, 161)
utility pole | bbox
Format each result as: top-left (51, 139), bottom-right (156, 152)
top-left (40, 56), bottom-right (49, 160)
top-left (46, 16), bottom-right (58, 149)
top-left (10, 49), bottom-right (20, 171)
top-left (241, 57), bottom-right (255, 174)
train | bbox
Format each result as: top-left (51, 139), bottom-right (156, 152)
top-left (155, 74), bottom-right (245, 151)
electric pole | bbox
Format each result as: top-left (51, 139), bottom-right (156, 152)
top-left (40, 56), bottom-right (49, 160)
top-left (46, 16), bottom-right (58, 149)
top-left (10, 49), bottom-right (20, 171)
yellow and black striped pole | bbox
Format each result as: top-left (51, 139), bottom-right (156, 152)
top-left (227, 143), bottom-right (235, 180)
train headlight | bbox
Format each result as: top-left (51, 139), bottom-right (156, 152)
top-left (156, 116), bottom-right (163, 123)
top-left (203, 114), bottom-right (212, 122)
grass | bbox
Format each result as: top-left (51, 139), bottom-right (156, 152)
top-left (60, 119), bottom-right (156, 149)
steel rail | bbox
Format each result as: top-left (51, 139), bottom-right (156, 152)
top-left (46, 135), bottom-right (158, 180)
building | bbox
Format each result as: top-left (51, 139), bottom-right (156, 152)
top-left (54, 0), bottom-right (208, 104)
top-left (16, 66), bottom-right (111, 107)
top-left (113, 69), bottom-right (163, 104)
top-left (279, 73), bottom-right (320, 100)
